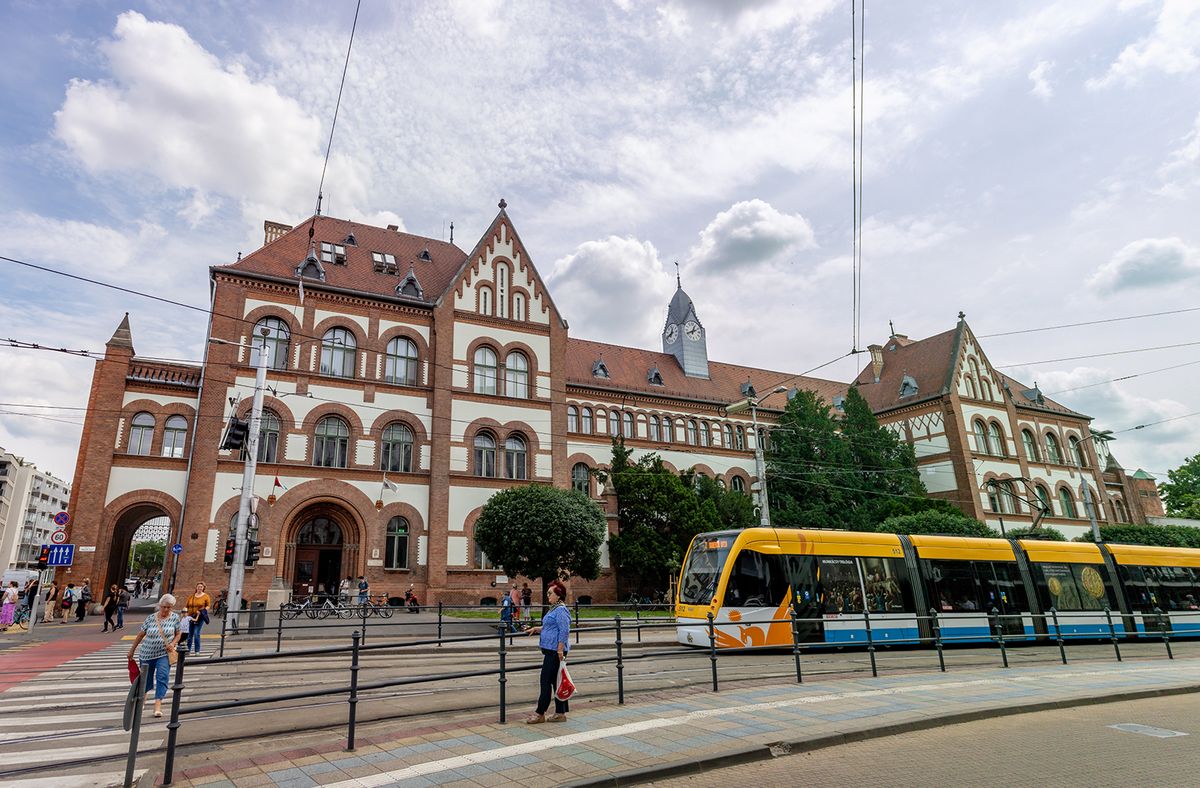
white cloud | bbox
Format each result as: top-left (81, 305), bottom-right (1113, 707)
top-left (1028, 60), bottom-right (1055, 99)
top-left (1088, 0), bottom-right (1200, 89)
top-left (1158, 111), bottom-right (1200, 196)
top-left (861, 214), bottom-right (963, 256)
top-left (2, 211), bottom-right (164, 275)
top-left (688, 200), bottom-right (815, 274)
top-left (1088, 237), bottom-right (1200, 293)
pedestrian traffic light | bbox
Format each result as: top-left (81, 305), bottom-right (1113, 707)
top-left (244, 539), bottom-right (261, 566)
top-left (37, 545), bottom-right (50, 570)
top-left (223, 538), bottom-right (236, 566)
top-left (220, 416), bottom-right (250, 451)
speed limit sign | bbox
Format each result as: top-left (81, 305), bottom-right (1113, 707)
top-left (51, 530), bottom-right (68, 545)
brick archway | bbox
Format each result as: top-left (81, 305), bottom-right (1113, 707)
top-left (97, 489), bottom-right (182, 595)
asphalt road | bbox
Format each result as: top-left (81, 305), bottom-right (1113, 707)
top-left (646, 692), bottom-right (1200, 787)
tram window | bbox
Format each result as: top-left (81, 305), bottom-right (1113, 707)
top-left (986, 562), bottom-right (1029, 613)
top-left (926, 560), bottom-right (981, 613)
top-left (1038, 563), bottom-right (1109, 611)
top-left (818, 558), bottom-right (863, 614)
top-left (1150, 566), bottom-right (1199, 610)
top-left (1118, 565), bottom-right (1155, 612)
top-left (860, 557), bottom-right (912, 612)
top-left (726, 551), bottom-right (788, 608)
top-left (680, 537), bottom-right (732, 605)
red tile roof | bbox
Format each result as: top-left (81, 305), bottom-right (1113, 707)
top-left (999, 373), bottom-right (1088, 419)
top-left (216, 216), bottom-right (466, 303)
top-left (852, 327), bottom-right (959, 412)
top-left (565, 338), bottom-right (847, 408)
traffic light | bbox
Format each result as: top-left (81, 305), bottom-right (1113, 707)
top-left (244, 539), bottom-right (261, 567)
top-left (37, 545), bottom-right (50, 570)
top-left (220, 417), bottom-right (250, 451)
top-left (223, 538), bottom-right (236, 566)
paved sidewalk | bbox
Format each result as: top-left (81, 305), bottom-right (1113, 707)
top-left (157, 656), bottom-right (1200, 788)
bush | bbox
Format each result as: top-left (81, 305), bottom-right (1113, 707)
top-left (1075, 523), bottom-right (1200, 548)
top-left (1003, 526), bottom-right (1068, 541)
top-left (875, 511), bottom-right (999, 538)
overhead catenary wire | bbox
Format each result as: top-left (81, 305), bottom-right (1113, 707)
top-left (1043, 359), bottom-right (1200, 395)
top-left (998, 339), bottom-right (1200, 368)
top-left (978, 305), bottom-right (1200, 339)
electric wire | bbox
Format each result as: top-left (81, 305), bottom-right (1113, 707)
top-left (998, 339), bottom-right (1200, 368)
top-left (1042, 359), bottom-right (1200, 396)
top-left (978, 306), bottom-right (1200, 338)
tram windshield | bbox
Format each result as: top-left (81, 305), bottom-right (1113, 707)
top-left (679, 535), bottom-right (733, 605)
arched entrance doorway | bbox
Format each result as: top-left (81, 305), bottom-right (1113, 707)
top-left (292, 515), bottom-right (345, 597)
top-left (105, 504), bottom-right (172, 597)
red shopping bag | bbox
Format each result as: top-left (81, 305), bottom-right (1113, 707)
top-left (555, 662), bottom-right (576, 701)
top-left (128, 658), bottom-right (140, 684)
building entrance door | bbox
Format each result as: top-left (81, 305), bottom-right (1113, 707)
top-left (291, 516), bottom-right (344, 598)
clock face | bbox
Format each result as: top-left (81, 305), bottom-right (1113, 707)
top-left (684, 320), bottom-right (701, 340)
top-left (665, 324), bottom-right (679, 344)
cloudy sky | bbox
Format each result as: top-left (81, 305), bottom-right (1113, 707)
top-left (1, 0), bottom-right (1198, 484)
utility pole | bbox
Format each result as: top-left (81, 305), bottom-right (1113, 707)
top-left (1080, 480), bottom-right (1103, 544)
top-left (227, 327), bottom-right (270, 631)
top-left (727, 384), bottom-right (787, 528)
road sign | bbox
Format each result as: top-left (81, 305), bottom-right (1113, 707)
top-left (46, 544), bottom-right (75, 567)
top-left (53, 511), bottom-right (70, 527)
top-left (171, 543), bottom-right (183, 555)
top-left (50, 529), bottom-right (68, 545)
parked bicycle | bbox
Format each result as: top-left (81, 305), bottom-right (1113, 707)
top-left (352, 594), bottom-right (394, 619)
top-left (280, 595), bottom-right (351, 620)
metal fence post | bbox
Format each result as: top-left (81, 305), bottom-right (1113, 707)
top-left (615, 615), bottom-right (625, 705)
top-left (360, 605), bottom-right (367, 646)
top-left (437, 601), bottom-right (443, 646)
top-left (1049, 607), bottom-right (1067, 664)
top-left (218, 610), bottom-right (227, 659)
top-left (161, 647), bottom-right (188, 786)
top-left (497, 622), bottom-right (508, 723)
top-left (706, 612), bottom-right (719, 692)
top-left (276, 607), bottom-right (284, 654)
top-left (789, 604), bottom-right (803, 684)
top-left (990, 608), bottom-right (1009, 668)
top-left (1153, 608), bottom-right (1173, 659)
top-left (862, 608), bottom-right (878, 678)
top-left (1103, 606), bottom-right (1122, 662)
top-left (123, 670), bottom-right (147, 788)
top-left (635, 606), bottom-right (642, 643)
top-left (929, 608), bottom-right (946, 672)
top-left (345, 631), bottom-right (360, 751)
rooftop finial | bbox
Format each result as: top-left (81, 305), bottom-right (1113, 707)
top-left (449, 221), bottom-right (454, 244)
top-left (674, 260), bottom-right (680, 288)
top-left (498, 198), bottom-right (507, 210)
top-left (958, 310), bottom-right (966, 320)
top-left (889, 319), bottom-right (895, 337)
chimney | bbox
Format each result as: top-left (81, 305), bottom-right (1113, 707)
top-left (868, 343), bottom-right (884, 383)
top-left (263, 220), bottom-right (292, 246)
top-left (387, 224), bottom-right (399, 232)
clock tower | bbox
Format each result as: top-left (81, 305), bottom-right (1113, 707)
top-left (662, 280), bottom-right (709, 378)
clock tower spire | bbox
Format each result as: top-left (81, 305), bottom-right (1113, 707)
top-left (661, 276), bottom-right (709, 378)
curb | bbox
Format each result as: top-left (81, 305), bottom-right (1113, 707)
top-left (566, 683), bottom-right (1200, 787)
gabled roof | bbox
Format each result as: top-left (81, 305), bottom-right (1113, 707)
top-left (566, 338), bottom-right (846, 408)
top-left (216, 216), bottom-right (466, 304)
top-left (999, 372), bottom-right (1088, 419)
top-left (1132, 469), bottom-right (1156, 480)
top-left (852, 327), bottom-right (959, 411)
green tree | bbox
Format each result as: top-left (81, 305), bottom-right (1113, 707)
top-left (473, 484), bottom-right (607, 605)
top-left (1003, 526), bottom-right (1068, 542)
top-left (132, 540), bottom-right (166, 575)
top-left (694, 473), bottom-right (757, 530)
top-left (1076, 523), bottom-right (1200, 549)
top-left (1160, 454), bottom-right (1200, 518)
top-left (875, 511), bottom-right (999, 538)
top-left (767, 388), bottom-right (854, 529)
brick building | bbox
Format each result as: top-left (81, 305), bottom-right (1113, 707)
top-left (61, 204), bottom-right (1159, 603)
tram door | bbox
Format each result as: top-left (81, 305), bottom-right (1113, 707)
top-left (787, 555), bottom-right (824, 643)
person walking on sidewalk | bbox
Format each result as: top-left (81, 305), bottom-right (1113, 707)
top-left (184, 582), bottom-right (211, 656)
top-left (101, 584), bottom-right (120, 632)
top-left (357, 576), bottom-right (369, 606)
top-left (59, 583), bottom-right (76, 622)
top-left (75, 579), bottom-right (92, 622)
top-left (116, 585), bottom-right (131, 629)
top-left (522, 583), bottom-right (533, 623)
top-left (126, 594), bottom-right (182, 718)
top-left (0, 581), bottom-right (18, 630)
top-left (43, 581), bottom-right (59, 623)
top-left (524, 580), bottom-right (571, 724)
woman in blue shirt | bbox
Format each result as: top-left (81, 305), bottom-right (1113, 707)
top-left (525, 580), bottom-right (571, 723)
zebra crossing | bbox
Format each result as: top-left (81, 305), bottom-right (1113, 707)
top-left (0, 641), bottom-right (207, 785)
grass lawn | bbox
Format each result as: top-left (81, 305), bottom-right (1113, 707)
top-left (441, 606), bottom-right (675, 620)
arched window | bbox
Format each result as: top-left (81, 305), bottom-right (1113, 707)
top-left (1058, 487), bottom-right (1077, 518)
top-left (581, 407), bottom-right (593, 434)
top-left (622, 411), bottom-right (634, 438)
top-left (505, 434), bottom-right (527, 480)
top-left (161, 415), bottom-right (188, 458)
top-left (1045, 433), bottom-right (1063, 464)
top-left (380, 422), bottom-right (414, 473)
top-left (571, 463), bottom-right (590, 495)
top-left (1000, 481), bottom-right (1021, 514)
top-left (479, 285), bottom-right (493, 316)
top-left (384, 337), bottom-right (419, 386)
top-left (988, 422), bottom-right (1006, 457)
top-left (722, 424), bottom-right (733, 448)
top-left (473, 347), bottom-right (498, 395)
top-left (476, 541), bottom-right (496, 570)
top-left (256, 410), bottom-right (281, 463)
top-left (1069, 436), bottom-right (1086, 468)
top-left (256, 317), bottom-right (291, 370)
top-left (1035, 484), bottom-right (1053, 516)
top-left (319, 327), bottom-right (357, 378)
top-left (736, 425), bottom-right (746, 451)
top-left (663, 417), bottom-right (674, 443)
top-left (1113, 498), bottom-right (1129, 523)
top-left (987, 482), bottom-right (1002, 513)
top-left (699, 422), bottom-right (710, 447)
top-left (687, 420), bottom-right (698, 446)
top-left (980, 377), bottom-right (993, 401)
top-left (609, 411), bottom-right (619, 437)
top-left (229, 511), bottom-right (259, 543)
top-left (973, 419), bottom-right (989, 455)
top-left (314, 416), bottom-right (350, 468)
top-left (513, 292), bottom-right (526, 321)
top-left (567, 405), bottom-right (579, 433)
top-left (385, 516), bottom-right (409, 570)
top-left (731, 476), bottom-right (746, 493)
top-left (129, 412), bottom-right (154, 455)
top-left (496, 263), bottom-right (509, 318)
top-left (758, 427), bottom-right (769, 452)
top-left (504, 352), bottom-right (529, 398)
top-left (1022, 429), bottom-right (1040, 462)
top-left (474, 432), bottom-right (497, 478)
top-left (965, 376), bottom-right (976, 398)
top-left (649, 415), bottom-right (661, 442)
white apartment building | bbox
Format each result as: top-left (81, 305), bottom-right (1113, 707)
top-left (0, 447), bottom-right (71, 570)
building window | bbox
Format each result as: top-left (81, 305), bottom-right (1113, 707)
top-left (988, 422), bottom-right (1006, 457)
top-left (1035, 484), bottom-right (1053, 516)
top-left (567, 406), bottom-right (579, 433)
top-left (1070, 436), bottom-right (1086, 468)
top-left (687, 420), bottom-right (698, 446)
top-left (731, 476), bottom-right (746, 493)
top-left (504, 352), bottom-right (529, 398)
top-left (965, 376), bottom-right (976, 398)
top-left (371, 251), bottom-right (397, 267)
top-left (476, 542), bottom-right (495, 570)
top-left (663, 418), bottom-right (675, 443)
top-left (649, 415), bottom-right (661, 442)
top-left (581, 407), bottom-right (593, 434)
top-left (513, 293), bottom-right (526, 321)
top-left (736, 425), bottom-right (746, 450)
top-left (1113, 498), bottom-right (1129, 523)
top-left (1022, 429), bottom-right (1040, 462)
top-left (1000, 481), bottom-right (1021, 514)
top-left (474, 432), bottom-right (497, 478)
top-left (505, 434), bottom-right (528, 480)
top-left (314, 416), bottom-right (350, 468)
top-left (981, 378), bottom-right (993, 401)
top-left (496, 263), bottom-right (509, 318)
top-left (479, 286), bottom-right (493, 316)
top-left (699, 422), bottom-right (711, 447)
top-left (384, 337), bottom-right (419, 386)
top-left (609, 411), bottom-right (619, 437)
top-left (622, 411), bottom-right (634, 439)
top-left (256, 411), bottom-right (280, 463)
top-left (722, 424), bottom-right (733, 448)
top-left (1058, 487), bottom-right (1077, 518)
top-left (385, 516), bottom-right (409, 570)
top-left (1046, 433), bottom-right (1063, 464)
top-left (160, 415), bottom-right (188, 458)
top-left (572, 463), bottom-right (590, 495)
top-left (381, 422), bottom-right (414, 473)
top-left (129, 412), bottom-right (154, 455)
top-left (256, 317), bottom-right (291, 370)
top-left (473, 347), bottom-right (498, 395)
top-left (319, 242), bottom-right (347, 265)
top-left (319, 328), bottom-right (357, 378)
top-left (229, 512), bottom-right (260, 543)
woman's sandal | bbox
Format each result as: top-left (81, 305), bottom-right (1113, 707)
top-left (524, 714), bottom-right (545, 724)
top-left (547, 714), bottom-right (567, 723)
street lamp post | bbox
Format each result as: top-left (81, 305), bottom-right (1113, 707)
top-left (727, 385), bottom-right (788, 528)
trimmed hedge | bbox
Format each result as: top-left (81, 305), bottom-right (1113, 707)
top-left (1003, 526), bottom-right (1068, 542)
top-left (1075, 523), bottom-right (1200, 549)
top-left (876, 511), bottom-right (999, 538)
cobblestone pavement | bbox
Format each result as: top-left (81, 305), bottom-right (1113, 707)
top-left (152, 657), bottom-right (1200, 787)
top-left (647, 693), bottom-right (1200, 788)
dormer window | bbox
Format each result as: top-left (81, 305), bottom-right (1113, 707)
top-left (320, 242), bottom-right (347, 265)
top-left (295, 245), bottom-right (326, 281)
top-left (343, 233), bottom-right (357, 246)
top-left (418, 247), bottom-right (432, 262)
top-left (396, 264), bottom-right (424, 299)
top-left (899, 374), bottom-right (919, 398)
top-left (647, 367), bottom-right (664, 386)
top-left (371, 251), bottom-right (398, 274)
top-left (592, 358), bottom-right (610, 379)
top-left (832, 395), bottom-right (846, 411)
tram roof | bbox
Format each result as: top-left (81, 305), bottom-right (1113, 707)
top-left (737, 528), bottom-right (905, 559)
top-left (909, 535), bottom-right (1016, 562)
top-left (1019, 540), bottom-right (1105, 565)
top-left (1105, 542), bottom-right (1200, 568)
